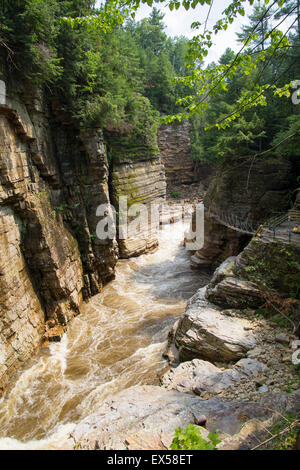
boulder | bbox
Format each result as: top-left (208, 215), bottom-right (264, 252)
top-left (161, 358), bottom-right (269, 397)
top-left (206, 277), bottom-right (262, 309)
top-left (161, 359), bottom-right (221, 393)
top-left (173, 289), bottom-right (257, 362)
top-left (204, 256), bottom-right (262, 308)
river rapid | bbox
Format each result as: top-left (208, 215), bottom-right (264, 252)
top-left (0, 218), bottom-right (209, 450)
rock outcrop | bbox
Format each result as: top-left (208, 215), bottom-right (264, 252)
top-left (0, 92), bottom-right (89, 391)
top-left (172, 288), bottom-right (256, 363)
top-left (111, 157), bottom-right (166, 258)
top-left (158, 122), bottom-right (214, 201)
top-left (161, 358), bottom-right (269, 396)
top-left (191, 155), bottom-right (297, 269)
top-left (158, 122), bottom-right (194, 186)
top-left (203, 222), bottom-right (300, 310)
top-left (190, 209), bottom-right (250, 268)
top-left (164, 257), bottom-right (299, 408)
top-left (233, 235), bottom-right (300, 301)
top-left (205, 257), bottom-right (262, 308)
top-left (61, 385), bottom-right (300, 450)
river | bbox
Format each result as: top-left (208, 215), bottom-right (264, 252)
top-left (0, 218), bottom-right (209, 450)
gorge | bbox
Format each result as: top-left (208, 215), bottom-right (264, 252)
top-left (0, 0), bottom-right (300, 452)
top-left (0, 80), bottom-right (299, 451)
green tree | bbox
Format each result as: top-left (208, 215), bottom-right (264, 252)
top-left (237, 0), bottom-right (274, 50)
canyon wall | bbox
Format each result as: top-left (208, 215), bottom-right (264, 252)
top-left (112, 158), bottom-right (166, 258)
top-left (0, 87), bottom-right (119, 391)
top-left (191, 156), bottom-right (298, 269)
top-left (158, 121), bottom-right (194, 186)
top-left (158, 121), bottom-right (214, 201)
top-left (0, 82), bottom-right (166, 391)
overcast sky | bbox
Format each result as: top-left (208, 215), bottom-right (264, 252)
top-left (95, 1), bottom-right (296, 63)
top-left (133, 1), bottom-right (254, 63)
top-left (98, 0), bottom-right (300, 64)
top-left (95, 1), bottom-right (254, 62)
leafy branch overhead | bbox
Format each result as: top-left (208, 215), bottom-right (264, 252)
top-left (60, 0), bottom-right (300, 129)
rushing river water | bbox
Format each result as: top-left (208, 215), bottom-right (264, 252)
top-left (0, 219), bottom-right (209, 450)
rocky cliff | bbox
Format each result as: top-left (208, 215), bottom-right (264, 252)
top-left (111, 158), bottom-right (166, 258)
top-left (191, 155), bottom-right (298, 268)
top-left (158, 121), bottom-right (194, 186)
top-left (158, 121), bottom-right (214, 203)
top-left (0, 86), bottom-right (119, 391)
top-left (0, 82), bottom-right (166, 392)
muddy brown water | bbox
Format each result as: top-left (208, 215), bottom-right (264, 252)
top-left (0, 220), bottom-right (209, 449)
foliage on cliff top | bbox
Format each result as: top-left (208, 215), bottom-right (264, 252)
top-left (0, 1), bottom-right (190, 160)
top-left (64, 0), bottom-right (299, 166)
top-left (104, 94), bottom-right (160, 162)
top-left (1, 0), bottom-right (300, 167)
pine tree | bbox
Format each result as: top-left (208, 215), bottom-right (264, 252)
top-left (237, 0), bottom-right (274, 50)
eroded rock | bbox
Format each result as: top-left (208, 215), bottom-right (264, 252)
top-left (62, 385), bottom-right (300, 450)
top-left (173, 289), bottom-right (256, 362)
top-left (161, 358), bottom-right (269, 398)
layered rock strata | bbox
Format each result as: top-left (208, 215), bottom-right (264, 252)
top-left (191, 155), bottom-right (297, 268)
top-left (0, 80), bottom-right (158, 390)
top-left (158, 121), bottom-right (194, 186)
top-left (111, 158), bottom-right (166, 258)
top-left (169, 287), bottom-right (257, 363)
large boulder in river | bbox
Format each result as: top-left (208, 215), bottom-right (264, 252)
top-left (173, 289), bottom-right (256, 363)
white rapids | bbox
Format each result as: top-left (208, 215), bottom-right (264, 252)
top-left (0, 219), bottom-right (209, 450)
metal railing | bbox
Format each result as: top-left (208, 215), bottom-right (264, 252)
top-left (262, 210), bottom-right (300, 243)
top-left (206, 207), bottom-right (260, 235)
top-left (205, 206), bottom-right (300, 244)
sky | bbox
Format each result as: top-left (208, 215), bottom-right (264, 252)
top-left (95, 0), bottom-right (255, 64)
top-left (95, 1), bottom-right (297, 64)
top-left (133, 1), bottom-right (254, 63)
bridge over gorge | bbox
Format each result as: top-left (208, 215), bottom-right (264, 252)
top-left (205, 207), bottom-right (300, 246)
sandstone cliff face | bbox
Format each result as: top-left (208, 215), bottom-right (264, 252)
top-left (112, 158), bottom-right (166, 258)
top-left (158, 122), bottom-right (214, 201)
top-left (0, 86), bottom-right (119, 391)
top-left (0, 81), bottom-right (170, 391)
top-left (158, 121), bottom-right (194, 186)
